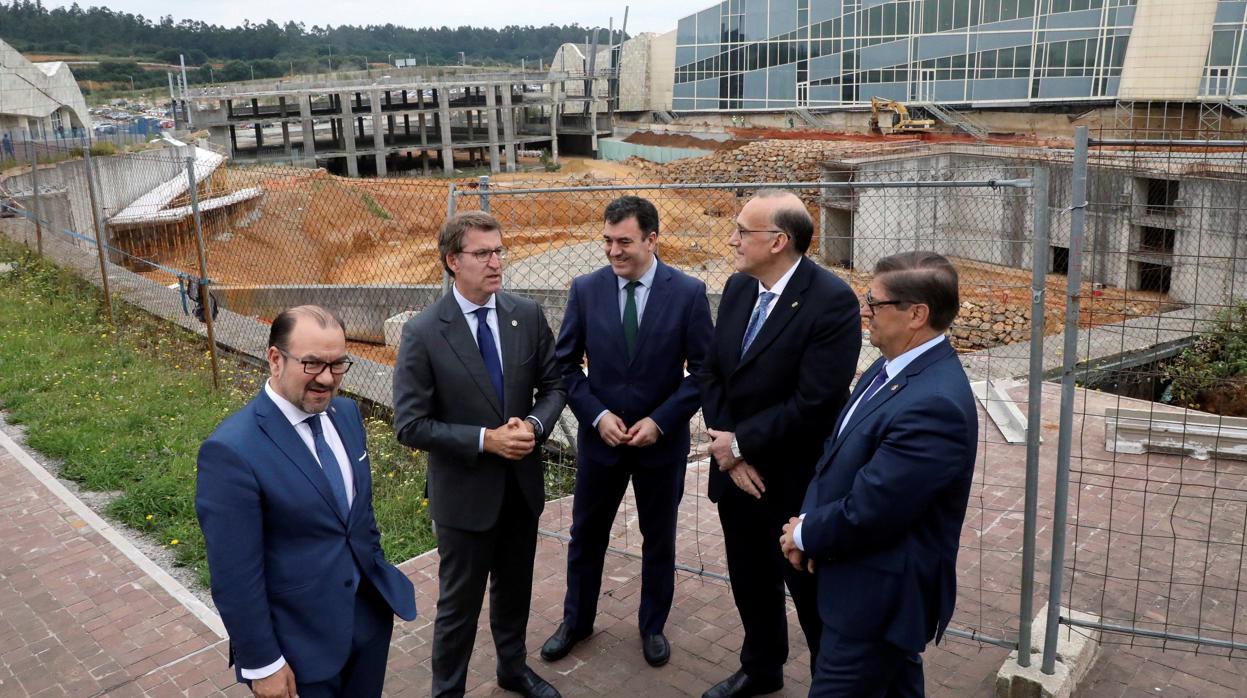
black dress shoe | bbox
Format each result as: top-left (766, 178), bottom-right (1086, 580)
top-left (540, 622), bottom-right (592, 661)
top-left (701, 670), bottom-right (783, 698)
top-left (497, 666), bottom-right (562, 698)
top-left (642, 633), bottom-right (670, 667)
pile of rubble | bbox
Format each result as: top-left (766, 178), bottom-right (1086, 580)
top-left (627, 139), bottom-right (917, 187)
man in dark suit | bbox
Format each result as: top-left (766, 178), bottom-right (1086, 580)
top-left (393, 211), bottom-right (567, 698)
top-left (196, 305), bottom-right (417, 698)
top-left (540, 196), bottom-right (713, 667)
top-left (781, 251), bottom-right (978, 697)
top-left (699, 191), bottom-right (862, 698)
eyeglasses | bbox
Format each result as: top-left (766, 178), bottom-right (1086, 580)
top-left (733, 227), bottom-right (784, 238)
top-left (861, 291), bottom-right (907, 313)
top-left (459, 247), bottom-right (507, 263)
top-left (278, 348), bottom-right (354, 375)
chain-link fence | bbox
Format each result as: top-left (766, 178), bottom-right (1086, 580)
top-left (1040, 126), bottom-right (1247, 666)
top-left (4, 130), bottom-right (1246, 677)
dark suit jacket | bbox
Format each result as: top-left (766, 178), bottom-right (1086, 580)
top-left (799, 338), bottom-right (978, 654)
top-left (195, 391), bottom-right (418, 683)
top-left (556, 260), bottom-right (713, 466)
top-left (700, 256), bottom-right (862, 510)
top-left (392, 290), bottom-right (566, 531)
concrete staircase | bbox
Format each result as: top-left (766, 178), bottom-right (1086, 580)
top-left (792, 107), bottom-right (827, 128)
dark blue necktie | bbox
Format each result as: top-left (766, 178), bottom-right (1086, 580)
top-left (305, 414), bottom-right (350, 519)
top-left (860, 366), bottom-right (891, 404)
top-left (740, 291), bottom-right (776, 357)
top-left (474, 307), bottom-right (504, 408)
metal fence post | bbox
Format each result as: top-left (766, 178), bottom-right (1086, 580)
top-left (82, 147), bottom-right (116, 327)
top-left (28, 141), bottom-right (42, 256)
top-left (1042, 126), bottom-right (1089, 674)
top-left (479, 175), bottom-right (491, 213)
top-left (186, 155), bottom-right (221, 389)
top-left (1017, 166), bottom-right (1050, 667)
top-left (442, 182), bottom-right (457, 297)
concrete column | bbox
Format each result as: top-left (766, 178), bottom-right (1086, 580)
top-left (340, 92), bottom-right (358, 177)
top-left (417, 90), bottom-right (429, 175)
top-left (251, 98), bottom-right (260, 118)
top-left (500, 83), bottom-right (516, 173)
top-left (298, 95), bottom-right (316, 161)
top-left (549, 82), bottom-right (560, 163)
top-left (371, 89), bottom-right (386, 177)
top-left (437, 88), bottom-right (454, 175)
top-left (254, 123), bottom-right (263, 148)
top-left (281, 122), bottom-right (292, 157)
top-left (228, 124), bottom-right (237, 158)
top-left (484, 85), bottom-right (500, 173)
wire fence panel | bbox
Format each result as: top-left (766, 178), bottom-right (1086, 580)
top-left (9, 132), bottom-right (1247, 664)
top-left (1055, 133), bottom-right (1247, 656)
top-left (450, 170), bottom-right (1041, 650)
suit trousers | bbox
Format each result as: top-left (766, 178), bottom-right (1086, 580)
top-left (717, 484), bottom-right (821, 681)
top-left (809, 625), bottom-right (924, 698)
top-left (562, 454), bottom-right (686, 636)
top-left (292, 576), bottom-right (395, 698)
top-left (431, 472), bottom-right (539, 698)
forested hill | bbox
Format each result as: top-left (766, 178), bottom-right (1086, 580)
top-left (0, 1), bottom-right (604, 69)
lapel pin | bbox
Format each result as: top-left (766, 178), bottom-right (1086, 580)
top-left (890, 385), bottom-right (899, 391)
top-left (511, 319), bottom-right (518, 327)
top-left (791, 301), bottom-right (799, 308)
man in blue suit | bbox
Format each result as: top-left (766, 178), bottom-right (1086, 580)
top-left (197, 305), bottom-right (417, 698)
top-left (781, 251), bottom-right (978, 697)
top-left (541, 196), bottom-right (713, 667)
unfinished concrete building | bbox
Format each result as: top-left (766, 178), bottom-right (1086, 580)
top-left (180, 70), bottom-right (612, 177)
top-left (819, 144), bottom-right (1247, 310)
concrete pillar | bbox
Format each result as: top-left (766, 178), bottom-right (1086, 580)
top-left (254, 122), bottom-right (263, 148)
top-left (500, 83), bottom-right (516, 173)
top-left (228, 124), bottom-right (237, 158)
top-left (484, 85), bottom-right (500, 174)
top-left (417, 90), bottom-right (429, 175)
top-left (251, 98), bottom-right (260, 118)
top-left (298, 95), bottom-right (316, 161)
top-left (371, 89), bottom-right (386, 177)
top-left (282, 122), bottom-right (292, 157)
top-left (549, 82), bottom-right (560, 163)
top-left (437, 88), bottom-right (454, 175)
top-left (340, 92), bottom-right (358, 177)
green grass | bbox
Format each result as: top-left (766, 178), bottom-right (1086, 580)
top-left (360, 192), bottom-right (392, 220)
top-left (0, 240), bottom-right (433, 588)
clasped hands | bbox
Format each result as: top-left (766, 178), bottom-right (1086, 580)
top-left (597, 412), bottom-right (661, 449)
top-left (705, 428), bottom-right (765, 499)
top-left (485, 417), bottom-right (537, 460)
top-left (780, 516), bottom-right (813, 574)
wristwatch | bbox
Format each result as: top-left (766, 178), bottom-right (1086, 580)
top-left (730, 435), bottom-right (742, 459)
top-left (525, 416), bottom-right (544, 438)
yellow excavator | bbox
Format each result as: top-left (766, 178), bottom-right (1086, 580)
top-left (869, 96), bottom-right (936, 134)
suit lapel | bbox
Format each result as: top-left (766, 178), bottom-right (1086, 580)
top-left (820, 339), bottom-right (956, 468)
top-left (598, 269), bottom-right (629, 360)
top-left (439, 292), bottom-right (504, 419)
top-left (254, 390), bottom-right (348, 525)
top-left (736, 258), bottom-right (812, 371)
top-left (719, 276), bottom-right (755, 375)
top-left (323, 402), bottom-right (360, 520)
top-left (632, 260), bottom-right (673, 363)
top-left (496, 292), bottom-right (523, 415)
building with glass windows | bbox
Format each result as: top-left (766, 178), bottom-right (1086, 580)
top-left (672, 0), bottom-right (1246, 112)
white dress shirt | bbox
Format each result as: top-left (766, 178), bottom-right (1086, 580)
top-left (451, 285), bottom-right (545, 449)
top-left (751, 256), bottom-right (801, 325)
top-left (245, 381), bottom-right (357, 680)
top-left (793, 334), bottom-right (948, 552)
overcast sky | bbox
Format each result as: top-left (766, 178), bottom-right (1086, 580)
top-left (39, 1), bottom-right (709, 35)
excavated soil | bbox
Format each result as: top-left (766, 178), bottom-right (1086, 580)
top-left (132, 148), bottom-right (1179, 360)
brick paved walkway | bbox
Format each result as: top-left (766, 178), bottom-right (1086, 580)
top-left (4, 381), bottom-right (1247, 696)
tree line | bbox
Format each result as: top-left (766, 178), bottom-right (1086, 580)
top-left (0, 1), bottom-right (612, 77)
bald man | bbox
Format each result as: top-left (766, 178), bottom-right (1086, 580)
top-left (698, 192), bottom-right (861, 698)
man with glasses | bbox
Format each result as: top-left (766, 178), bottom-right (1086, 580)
top-left (196, 305), bottom-right (417, 698)
top-left (393, 211), bottom-right (566, 698)
top-left (699, 191), bottom-right (861, 698)
top-left (780, 251), bottom-right (977, 697)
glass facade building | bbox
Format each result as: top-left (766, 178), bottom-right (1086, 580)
top-left (1204, 1), bottom-right (1247, 97)
top-left (673, 0), bottom-right (1151, 111)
